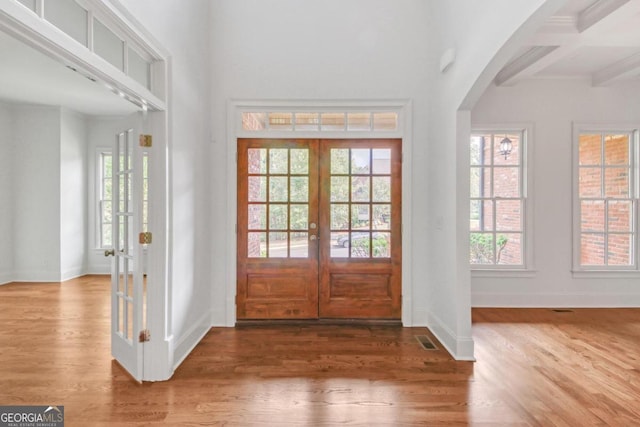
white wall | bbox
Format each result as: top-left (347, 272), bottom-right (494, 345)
top-left (210, 0), bottom-right (431, 325)
top-left (118, 0), bottom-right (213, 369)
top-left (425, 0), bottom-right (562, 358)
top-left (471, 79), bottom-right (640, 307)
top-left (13, 106), bottom-right (62, 281)
top-left (60, 109), bottom-right (87, 280)
top-left (0, 103), bottom-right (13, 284)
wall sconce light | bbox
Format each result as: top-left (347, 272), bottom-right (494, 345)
top-left (499, 136), bottom-right (513, 160)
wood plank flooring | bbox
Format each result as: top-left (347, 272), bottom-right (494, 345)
top-left (1, 276), bottom-right (639, 425)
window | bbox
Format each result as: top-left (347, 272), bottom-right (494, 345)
top-left (575, 129), bottom-right (638, 270)
top-left (241, 111), bottom-right (399, 132)
top-left (98, 150), bottom-right (148, 249)
top-left (470, 130), bottom-right (526, 268)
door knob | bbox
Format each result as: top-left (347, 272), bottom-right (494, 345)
top-left (104, 249), bottom-right (115, 257)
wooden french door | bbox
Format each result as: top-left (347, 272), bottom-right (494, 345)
top-left (237, 138), bottom-right (401, 320)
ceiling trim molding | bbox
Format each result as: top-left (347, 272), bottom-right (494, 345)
top-left (495, 46), bottom-right (558, 86)
top-left (592, 51), bottom-right (640, 86)
top-left (577, 0), bottom-right (630, 32)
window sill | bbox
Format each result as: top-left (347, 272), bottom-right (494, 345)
top-left (572, 270), bottom-right (640, 279)
top-left (471, 269), bottom-right (537, 279)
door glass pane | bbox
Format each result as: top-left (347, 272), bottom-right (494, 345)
top-left (351, 177), bottom-right (370, 202)
top-left (372, 233), bottom-right (391, 258)
top-left (331, 177), bottom-right (349, 202)
top-left (331, 232), bottom-right (349, 257)
top-left (331, 204), bottom-right (349, 230)
top-left (94, 18), bottom-right (124, 70)
top-left (248, 205), bottom-right (266, 230)
top-left (290, 205), bottom-right (308, 230)
top-left (127, 301), bottom-right (134, 342)
top-left (44, 0), bottom-right (88, 46)
top-left (269, 177), bottom-right (288, 201)
top-left (269, 205), bottom-right (287, 230)
top-left (248, 232), bottom-right (266, 257)
top-left (268, 232), bottom-right (288, 257)
top-left (372, 149), bottom-right (391, 174)
top-left (350, 232), bottom-right (370, 257)
top-left (269, 149), bottom-right (288, 174)
top-left (351, 205), bottom-right (370, 229)
top-left (248, 149), bottom-right (267, 173)
top-left (351, 149), bottom-right (370, 174)
top-left (372, 177), bottom-right (390, 202)
top-left (331, 149), bottom-right (349, 174)
top-left (290, 233), bottom-right (308, 258)
top-left (290, 149), bottom-right (309, 174)
top-left (290, 177), bottom-right (308, 202)
top-left (373, 205), bottom-right (390, 230)
top-left (248, 177), bottom-right (267, 202)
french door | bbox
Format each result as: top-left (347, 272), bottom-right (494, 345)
top-left (237, 138), bottom-right (401, 320)
top-left (107, 118), bottom-right (145, 380)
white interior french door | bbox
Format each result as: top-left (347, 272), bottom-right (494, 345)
top-left (110, 116), bottom-right (145, 380)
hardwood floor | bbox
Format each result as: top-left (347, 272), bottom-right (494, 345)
top-left (1, 276), bottom-right (639, 426)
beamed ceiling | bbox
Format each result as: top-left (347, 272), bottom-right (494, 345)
top-left (496, 0), bottom-right (640, 86)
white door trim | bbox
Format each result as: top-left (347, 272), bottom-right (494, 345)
top-left (224, 99), bottom-right (414, 326)
top-left (0, 0), bottom-right (172, 381)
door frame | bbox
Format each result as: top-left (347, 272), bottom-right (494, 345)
top-left (225, 100), bottom-right (414, 326)
top-left (0, 1), bottom-right (173, 381)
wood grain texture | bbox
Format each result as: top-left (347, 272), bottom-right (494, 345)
top-left (1, 277), bottom-right (640, 425)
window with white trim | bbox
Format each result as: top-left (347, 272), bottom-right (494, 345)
top-left (575, 130), bottom-right (638, 270)
top-left (470, 130), bottom-right (526, 267)
top-left (98, 150), bottom-right (148, 249)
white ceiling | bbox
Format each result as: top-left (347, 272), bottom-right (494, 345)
top-left (496, 0), bottom-right (640, 86)
top-left (1, 0), bottom-right (638, 111)
top-left (0, 30), bottom-right (139, 116)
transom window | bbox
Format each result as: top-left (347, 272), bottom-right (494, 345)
top-left (470, 131), bottom-right (526, 267)
top-left (242, 111), bottom-right (398, 132)
top-left (575, 130), bottom-right (638, 269)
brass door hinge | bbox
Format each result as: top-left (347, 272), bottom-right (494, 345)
top-left (139, 232), bottom-right (152, 244)
top-left (139, 134), bottom-right (152, 147)
top-left (139, 329), bottom-right (151, 343)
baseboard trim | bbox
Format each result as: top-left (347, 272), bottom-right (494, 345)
top-left (61, 267), bottom-right (86, 282)
top-left (172, 310), bottom-right (212, 372)
top-left (472, 292), bottom-right (640, 308)
top-left (427, 312), bottom-right (476, 361)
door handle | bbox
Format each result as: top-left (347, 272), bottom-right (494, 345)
top-left (104, 249), bottom-right (115, 257)
top-left (310, 235), bottom-right (317, 241)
